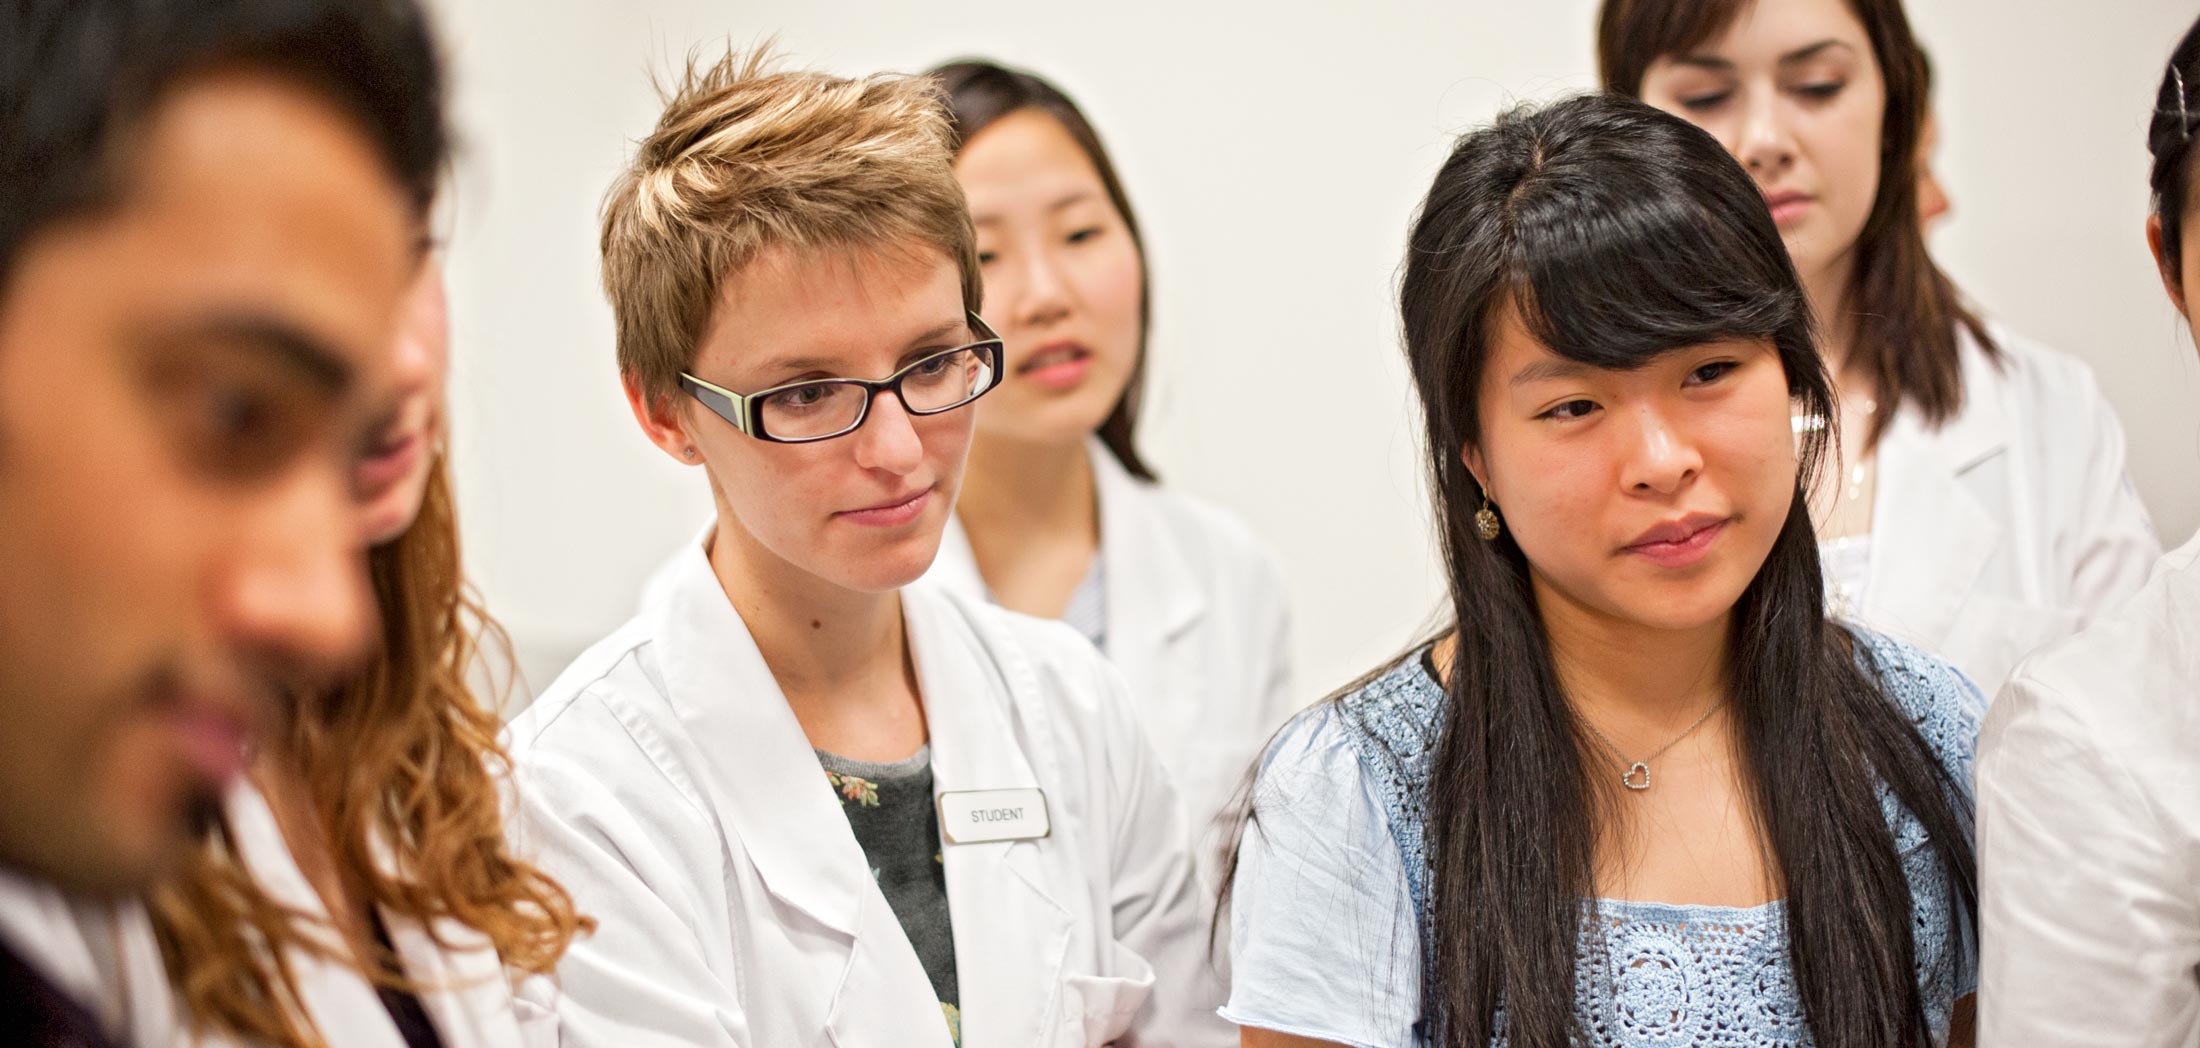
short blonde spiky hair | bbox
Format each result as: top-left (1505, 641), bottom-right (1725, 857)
top-left (602, 49), bottom-right (981, 403)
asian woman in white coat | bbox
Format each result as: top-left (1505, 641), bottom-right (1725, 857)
top-left (1599, 0), bottom-right (2162, 696)
top-left (504, 52), bottom-right (1229, 1048)
top-left (1975, 20), bottom-right (2200, 1045)
top-left (922, 61), bottom-right (1297, 858)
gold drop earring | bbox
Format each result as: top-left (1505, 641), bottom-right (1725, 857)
top-left (1474, 498), bottom-right (1502, 541)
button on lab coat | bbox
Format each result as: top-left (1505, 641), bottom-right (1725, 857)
top-left (927, 439), bottom-right (1297, 853)
top-left (506, 532), bottom-right (1231, 1048)
top-left (1854, 325), bottom-right (2160, 695)
top-left (1977, 529), bottom-right (2200, 1047)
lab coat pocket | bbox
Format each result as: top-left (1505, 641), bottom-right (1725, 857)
top-left (1060, 971), bottom-right (1154, 1046)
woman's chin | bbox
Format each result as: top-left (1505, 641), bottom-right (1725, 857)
top-left (978, 387), bottom-right (1127, 447)
top-left (798, 529), bottom-right (946, 596)
top-left (357, 480), bottom-right (428, 546)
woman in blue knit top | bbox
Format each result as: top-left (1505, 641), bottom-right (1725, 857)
top-left (1221, 94), bottom-right (1979, 1048)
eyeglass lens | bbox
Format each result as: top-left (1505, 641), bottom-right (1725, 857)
top-left (756, 346), bottom-right (997, 439)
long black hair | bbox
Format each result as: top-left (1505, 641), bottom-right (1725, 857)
top-left (1401, 94), bottom-right (1976, 1047)
top-left (930, 58), bottom-right (1158, 481)
top-left (2150, 14), bottom-right (2200, 284)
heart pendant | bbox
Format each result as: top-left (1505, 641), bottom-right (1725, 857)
top-left (1623, 762), bottom-right (1651, 791)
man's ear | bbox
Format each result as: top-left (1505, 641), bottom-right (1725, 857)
top-left (625, 374), bottom-right (701, 463)
top-left (2148, 213), bottom-right (2189, 318)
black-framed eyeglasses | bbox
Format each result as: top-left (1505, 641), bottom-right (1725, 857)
top-left (679, 312), bottom-right (1004, 444)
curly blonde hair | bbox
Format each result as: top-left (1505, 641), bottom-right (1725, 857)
top-left (148, 456), bottom-right (590, 1047)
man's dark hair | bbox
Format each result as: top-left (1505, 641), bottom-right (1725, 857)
top-left (0, 0), bottom-right (448, 286)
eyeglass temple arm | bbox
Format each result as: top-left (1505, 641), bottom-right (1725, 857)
top-left (678, 373), bottom-right (753, 435)
top-left (966, 309), bottom-right (998, 341)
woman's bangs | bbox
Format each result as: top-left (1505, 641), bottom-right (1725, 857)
top-left (1502, 177), bottom-right (1799, 371)
top-left (1636, 0), bottom-right (1752, 71)
top-left (1601, 0), bottom-right (1754, 94)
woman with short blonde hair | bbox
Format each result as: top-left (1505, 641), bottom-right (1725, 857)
top-left (508, 50), bottom-right (1229, 1048)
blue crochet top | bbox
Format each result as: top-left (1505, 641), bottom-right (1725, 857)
top-left (1218, 628), bottom-right (1980, 1048)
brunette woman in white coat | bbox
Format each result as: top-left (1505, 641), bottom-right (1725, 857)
top-left (1599, 0), bottom-right (2162, 695)
top-left (0, 1), bottom-right (595, 1042)
top-left (922, 61), bottom-right (1297, 856)
top-left (121, 257), bottom-right (590, 1048)
top-left (0, 2), bottom-right (485, 1044)
top-left (48, 228), bottom-right (589, 1048)
top-left (1975, 19), bottom-right (2200, 1045)
top-left (504, 52), bottom-right (1229, 1048)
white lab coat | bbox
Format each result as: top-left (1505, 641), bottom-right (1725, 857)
top-left (927, 439), bottom-right (1297, 856)
top-left (506, 530), bottom-right (1232, 1048)
top-left (0, 783), bottom-right (544, 1048)
top-left (1852, 324), bottom-right (2160, 696)
top-left (1976, 528), bottom-right (2200, 1047)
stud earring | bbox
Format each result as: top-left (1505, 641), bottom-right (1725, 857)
top-left (1474, 498), bottom-right (1502, 541)
top-left (683, 446), bottom-right (697, 459)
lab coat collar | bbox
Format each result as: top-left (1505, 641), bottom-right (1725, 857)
top-left (928, 440), bottom-right (1206, 644)
top-left (226, 784), bottom-right (384, 1043)
top-left (1922, 326), bottom-right (2014, 473)
top-left (379, 892), bottom-right (525, 1048)
top-left (2157, 527), bottom-right (2200, 588)
top-left (644, 531), bottom-right (878, 940)
top-left (1091, 437), bottom-right (1206, 646)
top-left (1860, 329), bottom-right (2011, 647)
top-left (927, 510), bottom-right (985, 594)
top-left (227, 782), bottom-right (536, 1048)
top-left (652, 532), bottom-right (1071, 1045)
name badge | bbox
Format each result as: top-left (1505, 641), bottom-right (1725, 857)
top-left (936, 788), bottom-right (1051, 845)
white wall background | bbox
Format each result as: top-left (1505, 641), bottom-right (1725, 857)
top-left (432, 0), bottom-right (2200, 705)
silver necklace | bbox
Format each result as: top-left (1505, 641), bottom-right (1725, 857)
top-left (1578, 699), bottom-right (1726, 791)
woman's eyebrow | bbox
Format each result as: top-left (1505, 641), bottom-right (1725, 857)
top-left (902, 318), bottom-right (965, 348)
top-left (744, 318), bottom-right (967, 379)
top-left (1510, 358), bottom-right (1595, 387)
top-left (1672, 39), bottom-right (1852, 71)
top-left (1777, 40), bottom-right (1853, 66)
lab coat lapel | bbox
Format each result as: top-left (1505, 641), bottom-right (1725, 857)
top-left (343, 807), bottom-right (528, 1048)
top-left (649, 536), bottom-right (876, 935)
top-left (647, 532), bottom-right (947, 1046)
top-left (1093, 441), bottom-right (1207, 735)
top-left (928, 511), bottom-right (987, 598)
top-left (379, 912), bottom-right (524, 1048)
top-left (226, 785), bottom-right (409, 1048)
top-left (1863, 371), bottom-right (2009, 653)
top-left (909, 587), bottom-right (1075, 1047)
